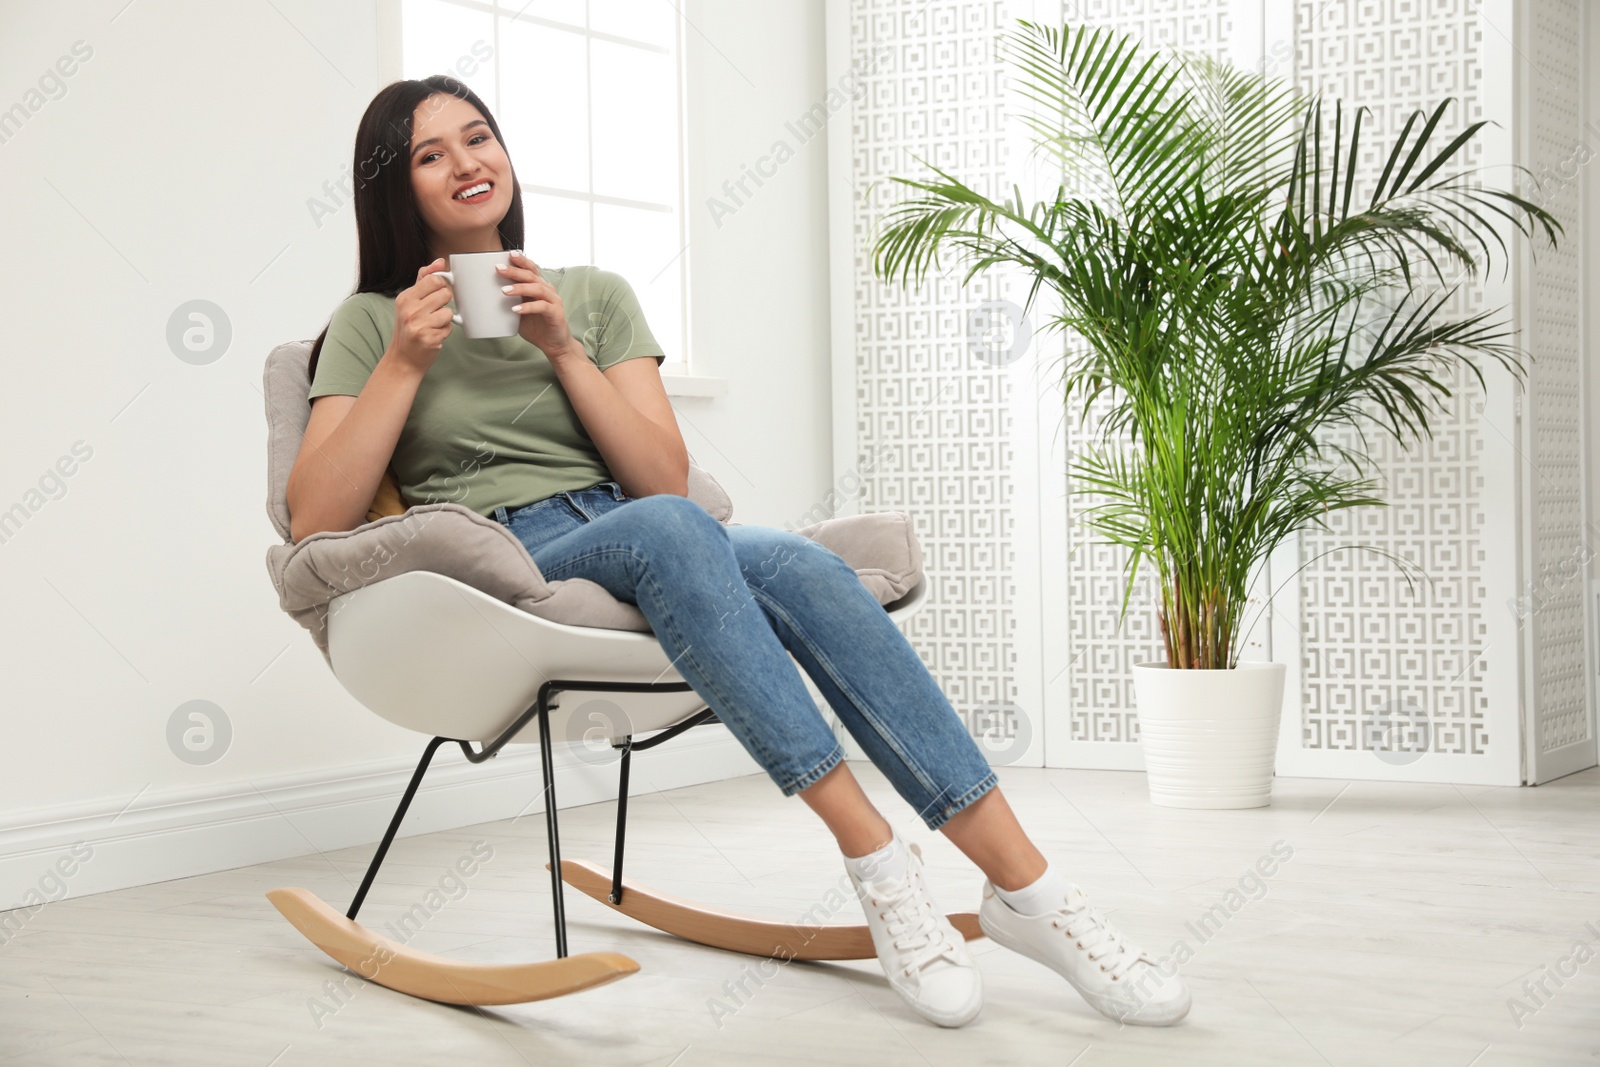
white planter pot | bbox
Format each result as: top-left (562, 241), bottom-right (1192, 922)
top-left (1130, 660), bottom-right (1286, 809)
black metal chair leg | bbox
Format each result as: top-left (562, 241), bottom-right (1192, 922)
top-left (347, 736), bottom-right (449, 922)
top-left (610, 742), bottom-right (632, 905)
top-left (408, 680), bottom-right (704, 958)
top-left (536, 688), bottom-right (569, 959)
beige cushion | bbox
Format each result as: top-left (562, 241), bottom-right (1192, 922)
top-left (262, 339), bottom-right (923, 661)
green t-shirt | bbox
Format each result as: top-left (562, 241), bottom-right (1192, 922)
top-left (307, 265), bottom-right (665, 518)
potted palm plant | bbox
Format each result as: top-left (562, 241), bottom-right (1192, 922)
top-left (869, 20), bottom-right (1559, 807)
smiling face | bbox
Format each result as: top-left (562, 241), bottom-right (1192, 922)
top-left (408, 92), bottom-right (513, 261)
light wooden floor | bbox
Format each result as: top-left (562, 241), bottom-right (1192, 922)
top-left (3, 763), bottom-right (1597, 1066)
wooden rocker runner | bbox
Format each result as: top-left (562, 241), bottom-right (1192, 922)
top-left (259, 339), bottom-right (966, 1006)
top-left (264, 679), bottom-right (983, 1007)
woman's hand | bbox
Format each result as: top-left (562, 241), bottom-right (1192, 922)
top-left (499, 251), bottom-right (581, 362)
top-left (389, 258), bottom-right (455, 375)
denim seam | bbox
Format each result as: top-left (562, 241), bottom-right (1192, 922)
top-left (535, 543), bottom-right (648, 579)
top-left (779, 743), bottom-right (845, 796)
top-left (630, 561), bottom-right (785, 774)
top-left (506, 499), bottom-right (561, 528)
top-left (924, 770), bottom-right (999, 832)
top-left (747, 582), bottom-right (950, 813)
top-left (564, 490), bottom-right (628, 522)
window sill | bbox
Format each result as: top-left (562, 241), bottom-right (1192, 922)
top-left (661, 373), bottom-right (727, 398)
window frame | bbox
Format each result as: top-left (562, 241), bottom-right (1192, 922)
top-left (377, 0), bottom-right (725, 396)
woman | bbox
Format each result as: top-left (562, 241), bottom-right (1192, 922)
top-left (287, 74), bottom-right (1191, 1029)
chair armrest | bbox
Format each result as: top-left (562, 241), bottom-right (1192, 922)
top-left (266, 503), bottom-right (560, 658)
top-left (791, 511), bottom-right (923, 606)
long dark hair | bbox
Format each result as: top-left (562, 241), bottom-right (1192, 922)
top-left (307, 74), bottom-right (524, 381)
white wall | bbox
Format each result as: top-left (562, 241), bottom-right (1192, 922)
top-left (679, 1), bottom-right (835, 531)
top-left (0, 0), bottom-right (833, 906)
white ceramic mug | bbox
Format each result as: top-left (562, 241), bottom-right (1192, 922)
top-left (438, 250), bottom-right (521, 339)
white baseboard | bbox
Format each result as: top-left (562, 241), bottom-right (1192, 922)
top-left (0, 724), bottom-right (762, 913)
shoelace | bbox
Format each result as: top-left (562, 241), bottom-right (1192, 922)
top-left (868, 870), bottom-right (961, 978)
top-left (1050, 895), bottom-right (1151, 983)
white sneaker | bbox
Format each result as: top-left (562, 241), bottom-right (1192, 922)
top-left (844, 841), bottom-right (983, 1027)
top-left (979, 879), bottom-right (1190, 1026)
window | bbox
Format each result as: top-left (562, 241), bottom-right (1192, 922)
top-left (394, 0), bottom-right (692, 377)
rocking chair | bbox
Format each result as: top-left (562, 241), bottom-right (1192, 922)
top-left (258, 338), bottom-right (982, 1006)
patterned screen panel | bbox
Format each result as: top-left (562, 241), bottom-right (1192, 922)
top-left (839, 0), bottom-right (1583, 769)
top-left (844, 0), bottom-right (1022, 755)
top-left (842, 0), bottom-right (1237, 752)
top-left (1292, 0), bottom-right (1499, 757)
top-left (1526, 0), bottom-right (1590, 758)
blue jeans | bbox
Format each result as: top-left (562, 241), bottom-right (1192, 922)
top-left (493, 481), bottom-right (998, 831)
